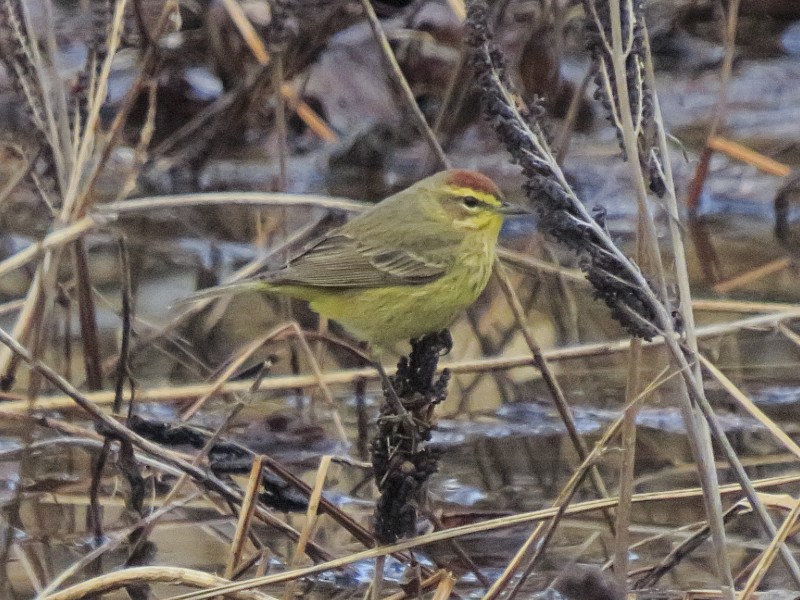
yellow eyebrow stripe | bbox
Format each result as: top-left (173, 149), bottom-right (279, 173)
top-left (447, 186), bottom-right (502, 207)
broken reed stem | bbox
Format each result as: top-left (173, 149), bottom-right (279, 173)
top-left (285, 455), bottom-right (331, 600)
top-left (225, 455), bottom-right (265, 579)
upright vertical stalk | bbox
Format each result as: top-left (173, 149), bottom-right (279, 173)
top-left (613, 340), bottom-right (640, 587)
top-left (641, 21), bottom-right (800, 590)
top-left (605, 1), bottom-right (734, 593)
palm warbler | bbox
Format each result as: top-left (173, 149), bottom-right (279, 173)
top-left (189, 169), bottom-right (527, 346)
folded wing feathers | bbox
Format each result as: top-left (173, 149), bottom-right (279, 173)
top-left (266, 234), bottom-right (447, 288)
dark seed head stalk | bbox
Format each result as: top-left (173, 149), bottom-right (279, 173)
top-left (371, 331), bottom-right (451, 544)
top-left (582, 0), bottom-right (665, 197)
top-left (465, 0), bottom-right (660, 340)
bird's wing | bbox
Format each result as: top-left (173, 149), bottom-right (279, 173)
top-left (266, 233), bottom-right (448, 288)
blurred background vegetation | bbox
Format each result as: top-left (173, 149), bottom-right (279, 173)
top-left (1, 0), bottom-right (800, 598)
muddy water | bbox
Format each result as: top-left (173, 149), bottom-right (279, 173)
top-left (1, 5), bottom-right (800, 599)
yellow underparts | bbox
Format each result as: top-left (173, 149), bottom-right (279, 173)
top-left (266, 233), bottom-right (498, 347)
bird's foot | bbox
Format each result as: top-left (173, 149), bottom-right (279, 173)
top-left (435, 329), bottom-right (453, 356)
top-left (410, 329), bottom-right (452, 357)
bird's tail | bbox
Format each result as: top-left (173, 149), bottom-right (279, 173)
top-left (171, 279), bottom-right (268, 309)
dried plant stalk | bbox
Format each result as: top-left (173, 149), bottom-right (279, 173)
top-left (582, 0), bottom-right (664, 197)
top-left (466, 0), bottom-right (660, 340)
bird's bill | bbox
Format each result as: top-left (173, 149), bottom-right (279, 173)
top-left (496, 201), bottom-right (530, 215)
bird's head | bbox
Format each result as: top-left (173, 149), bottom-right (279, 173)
top-left (426, 169), bottom-right (528, 233)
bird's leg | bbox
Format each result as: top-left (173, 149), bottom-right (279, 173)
top-left (436, 329), bottom-right (453, 356)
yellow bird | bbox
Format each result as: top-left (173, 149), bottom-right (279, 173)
top-left (188, 169), bottom-right (527, 347)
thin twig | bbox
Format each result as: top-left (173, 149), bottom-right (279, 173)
top-left (0, 326), bottom-right (333, 563)
top-left (359, 0), bottom-right (450, 168)
top-left (495, 261), bottom-right (616, 534)
top-left (684, 0), bottom-right (742, 212)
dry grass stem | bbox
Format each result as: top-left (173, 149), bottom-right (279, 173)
top-left (739, 497), bottom-right (800, 600)
top-left (225, 455), bottom-right (265, 579)
top-left (39, 566), bottom-right (279, 600)
top-left (179, 328), bottom-right (286, 420)
top-left (495, 261), bottom-right (616, 534)
top-left (97, 192), bottom-right (368, 216)
top-left (778, 324), bottom-right (800, 348)
top-left (0, 325), bottom-right (332, 561)
top-left (707, 136), bottom-right (791, 178)
top-left (285, 322), bottom-right (348, 442)
top-left (0, 216), bottom-right (97, 281)
top-left (0, 2), bottom-right (796, 595)
top-left (296, 456), bottom-right (332, 560)
top-left (39, 493), bottom-right (202, 596)
top-left (8, 308), bottom-right (798, 414)
top-left (163, 457), bottom-right (800, 600)
top-left (712, 258), bottom-right (792, 294)
top-left (446, 0), bottom-right (466, 21)
top-left (430, 572), bottom-right (457, 600)
top-left (358, 0), bottom-right (449, 168)
top-left (614, 339), bottom-right (642, 588)
top-left (219, 0), bottom-right (269, 65)
top-left (698, 354), bottom-right (800, 461)
top-left (485, 404), bottom-right (629, 598)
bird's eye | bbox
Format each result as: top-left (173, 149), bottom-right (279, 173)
top-left (462, 196), bottom-right (482, 209)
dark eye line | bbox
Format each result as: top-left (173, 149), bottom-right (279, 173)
top-left (461, 196), bottom-right (484, 208)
